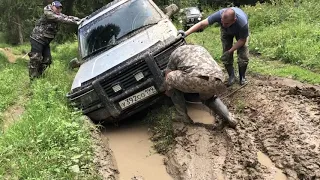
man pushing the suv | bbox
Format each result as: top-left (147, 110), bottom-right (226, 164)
top-left (28, 1), bottom-right (84, 80)
top-left (164, 45), bottom-right (238, 129)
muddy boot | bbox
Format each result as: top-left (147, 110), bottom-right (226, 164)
top-left (204, 96), bottom-right (238, 128)
top-left (212, 119), bottom-right (228, 131)
top-left (39, 57), bottom-right (52, 76)
top-left (28, 52), bottom-right (43, 80)
top-left (170, 89), bottom-right (193, 124)
top-left (238, 64), bottom-right (248, 85)
top-left (225, 65), bottom-right (235, 87)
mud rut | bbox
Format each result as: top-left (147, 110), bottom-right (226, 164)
top-left (96, 75), bottom-right (320, 180)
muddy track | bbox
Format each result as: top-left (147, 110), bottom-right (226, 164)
top-left (95, 75), bottom-right (319, 180)
top-left (164, 76), bottom-right (320, 180)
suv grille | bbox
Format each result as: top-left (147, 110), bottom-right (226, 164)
top-left (154, 39), bottom-right (185, 70)
top-left (100, 59), bottom-right (151, 98)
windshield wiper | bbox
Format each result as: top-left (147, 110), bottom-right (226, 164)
top-left (84, 43), bottom-right (118, 59)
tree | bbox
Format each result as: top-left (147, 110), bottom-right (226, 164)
top-left (0, 0), bottom-right (41, 44)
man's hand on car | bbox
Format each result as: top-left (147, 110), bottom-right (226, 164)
top-left (76, 18), bottom-right (86, 25)
top-left (177, 30), bottom-right (186, 38)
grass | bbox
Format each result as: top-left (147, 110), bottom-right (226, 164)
top-left (0, 56), bottom-right (29, 130)
top-left (0, 42), bottom-right (100, 179)
top-left (144, 105), bottom-right (175, 154)
top-left (250, 56), bottom-right (320, 84)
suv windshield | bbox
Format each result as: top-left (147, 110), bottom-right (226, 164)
top-left (79, 0), bottom-right (163, 58)
top-left (186, 8), bottom-right (200, 15)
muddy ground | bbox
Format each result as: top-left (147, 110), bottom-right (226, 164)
top-left (164, 75), bottom-right (320, 180)
top-left (97, 75), bottom-right (320, 180)
top-left (2, 51), bottom-right (319, 179)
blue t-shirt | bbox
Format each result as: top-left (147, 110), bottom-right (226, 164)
top-left (208, 7), bottom-right (249, 39)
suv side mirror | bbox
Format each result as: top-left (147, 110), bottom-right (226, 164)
top-left (164, 4), bottom-right (179, 18)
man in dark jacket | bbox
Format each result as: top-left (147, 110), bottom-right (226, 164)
top-left (28, 1), bottom-right (83, 80)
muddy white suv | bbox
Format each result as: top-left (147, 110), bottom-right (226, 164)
top-left (67, 0), bottom-right (185, 122)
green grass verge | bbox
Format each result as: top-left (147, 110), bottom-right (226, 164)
top-left (0, 42), bottom-right (100, 179)
top-left (144, 105), bottom-right (175, 154)
top-left (250, 56), bottom-right (320, 84)
top-left (0, 56), bottom-right (29, 130)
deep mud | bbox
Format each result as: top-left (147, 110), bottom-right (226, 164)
top-left (164, 76), bottom-right (320, 180)
top-left (102, 122), bottom-right (172, 180)
top-left (94, 75), bottom-right (319, 180)
top-left (91, 126), bottom-right (120, 180)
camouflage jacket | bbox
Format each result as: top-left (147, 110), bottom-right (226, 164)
top-left (30, 5), bottom-right (79, 44)
top-left (167, 45), bottom-right (224, 81)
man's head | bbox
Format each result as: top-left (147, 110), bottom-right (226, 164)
top-left (51, 1), bottom-right (63, 14)
top-left (221, 8), bottom-right (236, 28)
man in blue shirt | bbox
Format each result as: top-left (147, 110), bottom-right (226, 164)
top-left (179, 7), bottom-right (249, 86)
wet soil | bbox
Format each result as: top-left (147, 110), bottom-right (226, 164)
top-left (100, 117), bottom-right (173, 180)
top-left (91, 126), bottom-right (119, 180)
top-left (2, 103), bottom-right (25, 131)
top-left (0, 48), bottom-right (21, 63)
top-left (164, 75), bottom-right (320, 180)
top-left (94, 75), bottom-right (319, 180)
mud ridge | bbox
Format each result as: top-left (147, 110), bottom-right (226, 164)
top-left (90, 125), bottom-right (119, 180)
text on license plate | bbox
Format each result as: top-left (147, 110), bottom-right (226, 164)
top-left (119, 86), bottom-right (157, 109)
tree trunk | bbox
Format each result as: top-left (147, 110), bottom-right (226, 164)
top-left (16, 15), bottom-right (24, 44)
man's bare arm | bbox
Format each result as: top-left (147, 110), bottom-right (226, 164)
top-left (185, 19), bottom-right (210, 36)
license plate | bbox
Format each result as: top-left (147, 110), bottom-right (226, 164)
top-left (119, 86), bottom-right (157, 109)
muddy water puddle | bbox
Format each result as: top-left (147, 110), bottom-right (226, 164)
top-left (101, 104), bottom-right (215, 180)
top-left (257, 151), bottom-right (287, 180)
top-left (103, 121), bottom-right (172, 180)
top-left (187, 103), bottom-right (215, 125)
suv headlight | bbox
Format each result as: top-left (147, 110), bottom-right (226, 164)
top-left (198, 17), bottom-right (201, 21)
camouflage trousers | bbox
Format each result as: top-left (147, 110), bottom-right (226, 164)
top-left (28, 39), bottom-right (52, 79)
top-left (220, 28), bottom-right (249, 67)
top-left (166, 70), bottom-right (224, 100)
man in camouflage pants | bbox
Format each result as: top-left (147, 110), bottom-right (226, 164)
top-left (28, 1), bottom-right (83, 80)
top-left (164, 45), bottom-right (237, 129)
top-left (178, 7), bottom-right (249, 86)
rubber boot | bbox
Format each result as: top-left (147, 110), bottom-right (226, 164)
top-left (170, 89), bottom-right (193, 124)
top-left (28, 52), bottom-right (43, 80)
top-left (238, 64), bottom-right (248, 85)
top-left (225, 65), bottom-right (235, 87)
top-left (204, 96), bottom-right (238, 128)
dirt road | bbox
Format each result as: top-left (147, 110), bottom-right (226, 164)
top-left (0, 47), bottom-right (22, 63)
top-left (96, 75), bottom-right (320, 180)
